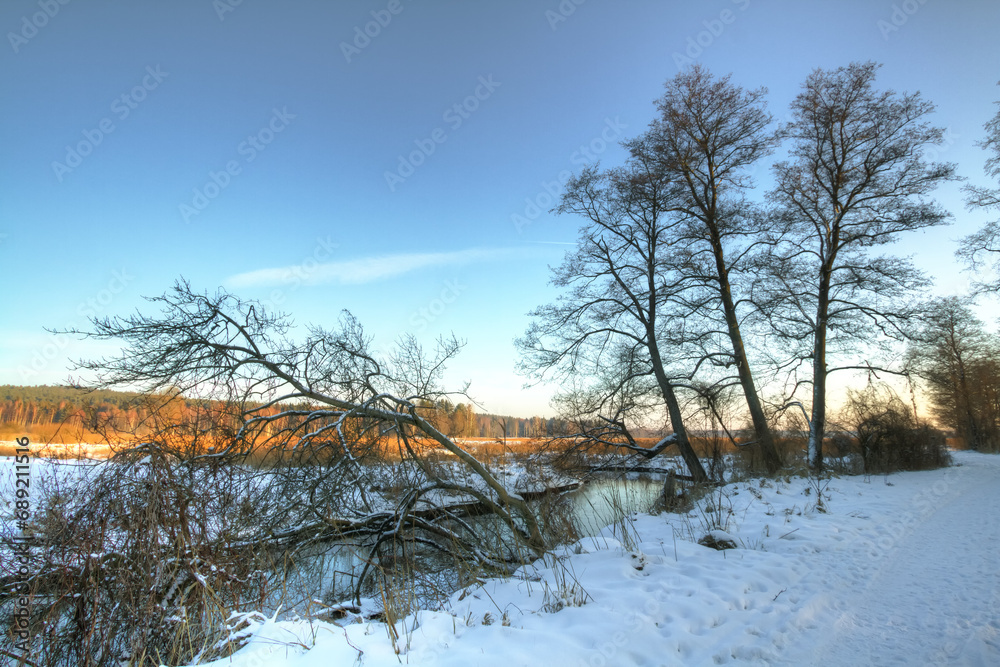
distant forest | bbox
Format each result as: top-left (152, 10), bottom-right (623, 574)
top-left (0, 385), bottom-right (566, 441)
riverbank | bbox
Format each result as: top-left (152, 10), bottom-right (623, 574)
top-left (197, 450), bottom-right (999, 666)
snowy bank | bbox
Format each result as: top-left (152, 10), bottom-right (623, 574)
top-left (196, 451), bottom-right (1000, 666)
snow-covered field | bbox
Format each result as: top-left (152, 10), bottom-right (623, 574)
top-left (198, 451), bottom-right (1000, 666)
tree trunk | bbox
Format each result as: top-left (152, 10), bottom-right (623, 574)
top-left (808, 269), bottom-right (832, 471)
top-left (808, 339), bottom-right (826, 471)
top-left (410, 410), bottom-right (547, 553)
top-left (953, 351), bottom-right (983, 450)
top-left (713, 251), bottom-right (783, 474)
top-left (648, 338), bottom-right (709, 483)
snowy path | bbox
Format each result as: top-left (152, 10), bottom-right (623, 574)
top-left (777, 455), bottom-right (1000, 666)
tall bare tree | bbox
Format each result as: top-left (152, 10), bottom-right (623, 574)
top-left (636, 65), bottom-right (784, 474)
top-left (766, 62), bottom-right (957, 469)
top-left (957, 82), bottom-right (1000, 291)
top-left (517, 154), bottom-right (709, 483)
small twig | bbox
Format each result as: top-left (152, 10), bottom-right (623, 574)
top-left (342, 628), bottom-right (364, 661)
top-left (0, 648), bottom-right (40, 667)
top-left (773, 587), bottom-right (786, 601)
top-left (778, 528), bottom-right (800, 540)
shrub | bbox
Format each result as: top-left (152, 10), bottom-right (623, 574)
top-left (846, 384), bottom-right (951, 474)
top-left (0, 446), bottom-right (271, 666)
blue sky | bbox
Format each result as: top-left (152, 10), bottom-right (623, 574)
top-left (2, 0), bottom-right (999, 417)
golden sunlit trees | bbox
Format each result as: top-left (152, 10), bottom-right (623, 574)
top-left (906, 297), bottom-right (1000, 452)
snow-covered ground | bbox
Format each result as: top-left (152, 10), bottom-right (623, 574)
top-left (198, 451), bottom-right (999, 666)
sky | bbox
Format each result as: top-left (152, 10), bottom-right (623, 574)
top-left (2, 0), bottom-right (999, 418)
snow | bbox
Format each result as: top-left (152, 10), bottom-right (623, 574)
top-left (189, 451), bottom-right (997, 665)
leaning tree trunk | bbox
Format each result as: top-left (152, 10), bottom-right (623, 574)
top-left (649, 338), bottom-right (709, 483)
top-left (711, 240), bottom-right (783, 474)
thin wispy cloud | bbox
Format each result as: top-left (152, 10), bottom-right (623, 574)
top-left (225, 247), bottom-right (534, 288)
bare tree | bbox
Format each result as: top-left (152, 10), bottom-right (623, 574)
top-left (517, 155), bottom-right (710, 483)
top-left (957, 82), bottom-right (1000, 291)
top-left (71, 281), bottom-right (548, 552)
top-left (6, 280), bottom-right (555, 665)
top-left (766, 61), bottom-right (958, 469)
top-left (636, 65), bottom-right (784, 473)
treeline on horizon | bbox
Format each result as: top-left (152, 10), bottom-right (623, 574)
top-left (0, 385), bottom-right (571, 442)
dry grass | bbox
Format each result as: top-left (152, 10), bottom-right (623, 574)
top-left (945, 436), bottom-right (967, 450)
top-left (0, 444), bottom-right (276, 666)
top-left (433, 433), bottom-right (784, 468)
top-left (0, 441), bottom-right (114, 459)
top-left (0, 428), bottom-right (779, 469)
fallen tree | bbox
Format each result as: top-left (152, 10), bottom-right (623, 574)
top-left (0, 280), bottom-right (557, 666)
